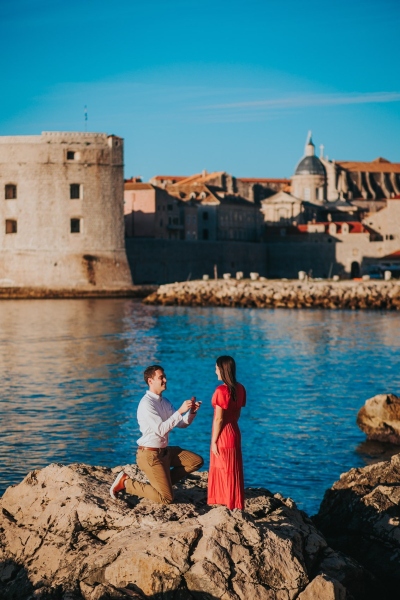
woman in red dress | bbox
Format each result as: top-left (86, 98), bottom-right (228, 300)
top-left (207, 355), bottom-right (246, 510)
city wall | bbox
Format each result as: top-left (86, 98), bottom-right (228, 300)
top-left (125, 238), bottom-right (348, 283)
top-left (125, 238), bottom-right (268, 283)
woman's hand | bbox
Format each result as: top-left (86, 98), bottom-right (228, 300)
top-left (211, 441), bottom-right (219, 457)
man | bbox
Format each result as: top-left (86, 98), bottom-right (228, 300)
top-left (110, 364), bottom-right (203, 504)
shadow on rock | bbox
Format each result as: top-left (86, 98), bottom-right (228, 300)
top-left (0, 559), bottom-right (34, 600)
top-left (356, 439), bottom-right (400, 465)
top-left (314, 452), bottom-right (400, 598)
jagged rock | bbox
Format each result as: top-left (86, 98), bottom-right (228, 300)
top-left (297, 574), bottom-right (346, 600)
top-left (357, 393), bottom-right (400, 444)
top-left (314, 453), bottom-right (400, 597)
top-left (0, 463), bottom-right (374, 599)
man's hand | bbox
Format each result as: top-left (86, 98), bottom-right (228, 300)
top-left (178, 399), bottom-right (194, 415)
top-left (190, 397), bottom-right (202, 414)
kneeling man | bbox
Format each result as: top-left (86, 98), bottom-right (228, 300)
top-left (110, 364), bottom-right (203, 504)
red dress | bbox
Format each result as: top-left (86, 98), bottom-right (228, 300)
top-left (207, 383), bottom-right (246, 510)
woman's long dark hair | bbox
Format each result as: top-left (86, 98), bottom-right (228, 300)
top-left (217, 355), bottom-right (237, 401)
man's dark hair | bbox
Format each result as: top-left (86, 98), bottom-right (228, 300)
top-left (144, 364), bottom-right (164, 385)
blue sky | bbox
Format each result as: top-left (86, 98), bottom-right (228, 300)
top-left (1, 0), bottom-right (399, 179)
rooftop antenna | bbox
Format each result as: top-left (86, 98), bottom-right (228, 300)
top-left (84, 105), bottom-right (88, 132)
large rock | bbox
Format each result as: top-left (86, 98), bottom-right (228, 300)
top-left (315, 453), bottom-right (400, 597)
top-left (357, 393), bottom-right (400, 444)
top-left (0, 463), bottom-right (373, 600)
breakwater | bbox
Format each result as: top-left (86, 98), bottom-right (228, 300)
top-left (143, 279), bottom-right (400, 309)
top-left (0, 285), bottom-right (156, 299)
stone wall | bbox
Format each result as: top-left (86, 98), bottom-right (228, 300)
top-left (0, 132), bottom-right (132, 289)
top-left (125, 238), bottom-right (268, 284)
top-left (125, 236), bottom-right (400, 284)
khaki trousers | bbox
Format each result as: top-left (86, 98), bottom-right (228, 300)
top-left (125, 446), bottom-right (203, 505)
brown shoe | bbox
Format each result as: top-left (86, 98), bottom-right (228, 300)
top-left (110, 471), bottom-right (128, 499)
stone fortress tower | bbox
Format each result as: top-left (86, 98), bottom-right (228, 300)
top-left (0, 132), bottom-right (132, 290)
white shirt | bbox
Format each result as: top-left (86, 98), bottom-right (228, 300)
top-left (136, 390), bottom-right (196, 448)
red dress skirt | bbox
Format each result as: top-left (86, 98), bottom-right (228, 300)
top-left (207, 383), bottom-right (246, 510)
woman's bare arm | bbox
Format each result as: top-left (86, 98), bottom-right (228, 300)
top-left (211, 405), bottom-right (224, 456)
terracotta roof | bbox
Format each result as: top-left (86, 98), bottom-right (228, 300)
top-left (166, 183), bottom-right (253, 207)
top-left (337, 158), bottom-right (400, 173)
top-left (151, 175), bottom-right (187, 181)
top-left (237, 178), bottom-right (290, 184)
top-left (295, 221), bottom-right (373, 234)
top-left (170, 171), bottom-right (225, 186)
top-left (124, 183), bottom-right (154, 191)
top-left (166, 182), bottom-right (219, 203)
top-left (382, 250), bottom-right (400, 259)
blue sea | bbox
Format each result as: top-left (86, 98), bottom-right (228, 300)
top-left (1, 298), bottom-right (399, 516)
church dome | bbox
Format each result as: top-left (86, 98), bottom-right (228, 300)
top-left (294, 155), bottom-right (326, 176)
top-left (294, 132), bottom-right (326, 177)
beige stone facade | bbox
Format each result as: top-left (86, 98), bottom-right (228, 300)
top-left (0, 132), bottom-right (132, 289)
top-left (124, 179), bottom-right (262, 242)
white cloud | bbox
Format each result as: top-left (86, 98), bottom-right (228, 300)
top-left (200, 91), bottom-right (400, 111)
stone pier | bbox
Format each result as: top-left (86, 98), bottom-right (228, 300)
top-left (143, 279), bottom-right (400, 310)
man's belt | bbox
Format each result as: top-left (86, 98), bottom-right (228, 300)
top-left (138, 446), bottom-right (165, 452)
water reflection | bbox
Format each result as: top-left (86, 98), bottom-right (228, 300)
top-left (1, 301), bottom-right (400, 516)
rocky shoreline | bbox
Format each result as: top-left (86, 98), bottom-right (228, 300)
top-left (0, 463), bottom-right (377, 600)
top-left (0, 285), bottom-right (157, 300)
top-left (1, 401), bottom-right (399, 598)
top-left (143, 279), bottom-right (400, 310)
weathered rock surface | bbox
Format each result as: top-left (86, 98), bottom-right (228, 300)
top-left (315, 453), bottom-right (400, 597)
top-left (143, 280), bottom-right (400, 310)
top-left (357, 393), bottom-right (400, 444)
top-left (0, 463), bottom-right (374, 600)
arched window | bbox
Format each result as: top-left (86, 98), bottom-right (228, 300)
top-left (5, 184), bottom-right (17, 200)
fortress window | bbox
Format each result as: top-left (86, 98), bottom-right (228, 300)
top-left (202, 229), bottom-right (209, 240)
top-left (167, 204), bottom-right (173, 211)
top-left (70, 184), bottom-right (81, 199)
top-left (5, 219), bottom-right (17, 234)
top-left (67, 151), bottom-right (75, 160)
top-left (203, 212), bottom-right (209, 221)
top-left (70, 218), bottom-right (81, 233)
top-left (5, 184), bottom-right (17, 200)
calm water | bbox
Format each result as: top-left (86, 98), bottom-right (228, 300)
top-left (1, 299), bottom-right (399, 516)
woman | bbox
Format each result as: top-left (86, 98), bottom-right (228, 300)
top-left (207, 355), bottom-right (246, 510)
